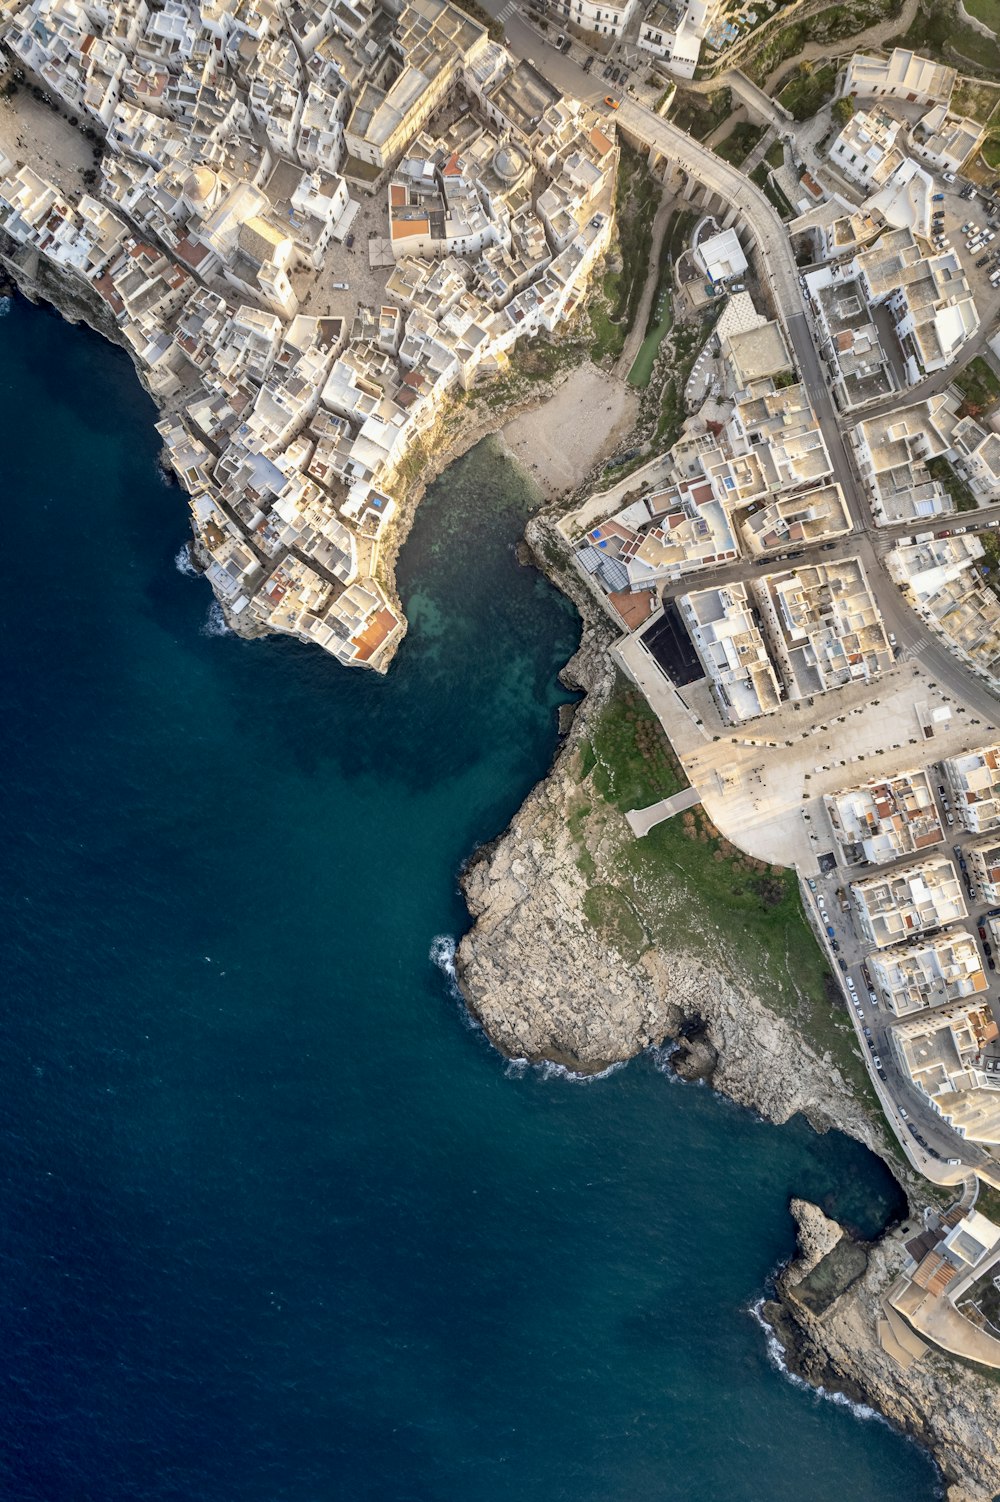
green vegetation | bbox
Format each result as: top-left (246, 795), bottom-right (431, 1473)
top-left (765, 139), bottom-right (785, 169)
top-left (571, 682), bottom-right (879, 1105)
top-left (627, 208), bottom-right (695, 388)
top-left (977, 527), bottom-right (1000, 600)
top-left (982, 135), bottom-right (1000, 169)
top-left (927, 456), bottom-right (979, 512)
top-left (967, 0), bottom-right (1000, 35)
top-left (582, 885), bottom-right (647, 963)
top-left (954, 354), bottom-right (1000, 414)
top-left (977, 1182), bottom-right (1000, 1223)
top-left (831, 96), bottom-right (855, 127)
top-left (952, 75), bottom-right (1000, 124)
top-left (628, 284), bottom-right (672, 387)
top-left (589, 142), bottom-right (661, 363)
top-left (750, 160), bottom-right (794, 217)
top-left (589, 680), bottom-right (686, 812)
top-left (451, 0), bottom-right (503, 40)
top-left (889, 0), bottom-right (1000, 74)
top-left (668, 86), bottom-right (733, 141)
top-left (744, 0), bottom-right (902, 88)
top-left (712, 120), bottom-right (766, 167)
top-left (778, 62), bottom-right (838, 120)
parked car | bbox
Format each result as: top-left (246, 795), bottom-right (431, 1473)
top-left (868, 990), bottom-right (878, 1005)
top-left (989, 956), bottom-right (997, 971)
top-left (878, 1068), bottom-right (888, 1082)
top-left (821, 540), bottom-right (837, 550)
top-left (872, 1055), bottom-right (882, 1070)
top-left (932, 192), bottom-right (945, 201)
top-left (977, 256), bottom-right (989, 268)
top-left (603, 95), bottom-right (620, 109)
top-left (980, 925), bottom-right (988, 940)
top-left (899, 1107), bottom-right (908, 1120)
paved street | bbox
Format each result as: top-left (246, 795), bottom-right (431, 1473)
top-left (484, 2), bottom-right (1000, 1181)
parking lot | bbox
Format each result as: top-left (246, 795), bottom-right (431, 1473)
top-left (925, 177), bottom-right (1000, 325)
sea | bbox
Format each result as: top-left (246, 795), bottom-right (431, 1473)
top-left (0, 294), bottom-right (942, 1501)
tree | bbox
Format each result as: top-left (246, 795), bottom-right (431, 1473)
top-left (831, 96), bottom-right (855, 128)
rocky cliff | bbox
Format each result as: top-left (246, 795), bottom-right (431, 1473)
top-left (765, 1201), bottom-right (1000, 1502)
top-left (457, 522), bottom-right (1000, 1499)
top-left (458, 524), bottom-right (882, 1152)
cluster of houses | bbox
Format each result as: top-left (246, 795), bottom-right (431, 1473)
top-left (0, 0), bottom-right (617, 667)
top-left (573, 285), bottom-right (897, 722)
top-left (820, 748), bottom-right (1000, 1144)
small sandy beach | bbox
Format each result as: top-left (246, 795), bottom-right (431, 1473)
top-left (501, 363), bottom-right (639, 501)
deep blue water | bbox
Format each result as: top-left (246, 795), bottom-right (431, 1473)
top-left (0, 295), bottom-right (941, 1502)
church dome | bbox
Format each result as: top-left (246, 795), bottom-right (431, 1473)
top-left (492, 141), bottom-right (528, 185)
top-left (185, 166), bottom-right (218, 204)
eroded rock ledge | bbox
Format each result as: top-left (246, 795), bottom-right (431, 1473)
top-left (457, 520), bottom-right (1000, 1501)
top-left (766, 1201), bottom-right (1000, 1502)
top-left (458, 522), bottom-right (880, 1149)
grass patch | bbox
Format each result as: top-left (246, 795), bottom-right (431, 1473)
top-left (622, 808), bottom-right (877, 1102)
top-left (713, 120), bottom-right (766, 167)
top-left (967, 0), bottom-right (1000, 35)
top-left (982, 135), bottom-right (1000, 169)
top-left (952, 75), bottom-right (1000, 123)
top-left (765, 139), bottom-right (785, 169)
top-left (750, 161), bottom-right (794, 217)
top-left (628, 289), bottom-right (672, 387)
top-left (889, 0), bottom-right (1000, 73)
top-left (976, 1182), bottom-right (1000, 1223)
top-left (628, 207), bottom-right (695, 388)
top-left (778, 62), bottom-right (838, 120)
top-left (590, 142), bottom-right (661, 363)
top-left (669, 86), bottom-right (732, 141)
top-left (572, 687), bottom-right (883, 1112)
top-left (590, 677), bottom-right (687, 813)
top-left (954, 354), bottom-right (1000, 413)
top-left (582, 885), bottom-right (647, 963)
top-left (927, 455), bottom-right (979, 511)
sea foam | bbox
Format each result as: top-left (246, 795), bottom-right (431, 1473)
top-left (749, 1297), bottom-right (887, 1427)
top-left (174, 543), bottom-right (199, 578)
top-left (200, 602), bottom-right (232, 638)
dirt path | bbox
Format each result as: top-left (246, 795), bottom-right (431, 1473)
top-left (675, 0), bottom-right (919, 104)
top-left (759, 0), bottom-right (920, 95)
top-left (613, 193), bottom-right (674, 382)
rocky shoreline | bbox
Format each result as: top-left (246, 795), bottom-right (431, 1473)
top-left (457, 514), bottom-right (1000, 1502)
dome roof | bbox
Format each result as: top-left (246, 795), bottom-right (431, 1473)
top-left (492, 142), bottom-right (527, 184)
top-left (185, 166), bottom-right (218, 204)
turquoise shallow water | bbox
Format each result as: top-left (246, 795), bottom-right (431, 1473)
top-left (0, 296), bottom-right (942, 1501)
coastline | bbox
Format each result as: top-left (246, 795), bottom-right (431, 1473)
top-left (454, 487), bottom-right (1000, 1502)
top-left (4, 214), bottom-right (996, 1502)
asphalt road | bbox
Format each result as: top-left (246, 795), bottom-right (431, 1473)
top-left (483, 3), bottom-right (1000, 1180)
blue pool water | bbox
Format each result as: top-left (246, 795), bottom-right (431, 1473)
top-left (0, 296), bottom-right (940, 1501)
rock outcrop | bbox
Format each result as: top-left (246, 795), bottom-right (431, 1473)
top-left (765, 1201), bottom-right (1000, 1502)
top-left (458, 550), bottom-right (882, 1152)
top-left (458, 533), bottom-right (1000, 1498)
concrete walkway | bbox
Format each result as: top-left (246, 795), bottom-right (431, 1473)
top-left (626, 783), bottom-right (701, 837)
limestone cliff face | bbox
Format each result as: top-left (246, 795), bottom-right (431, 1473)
top-left (767, 1202), bottom-right (1000, 1502)
top-left (458, 546), bottom-right (881, 1153)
